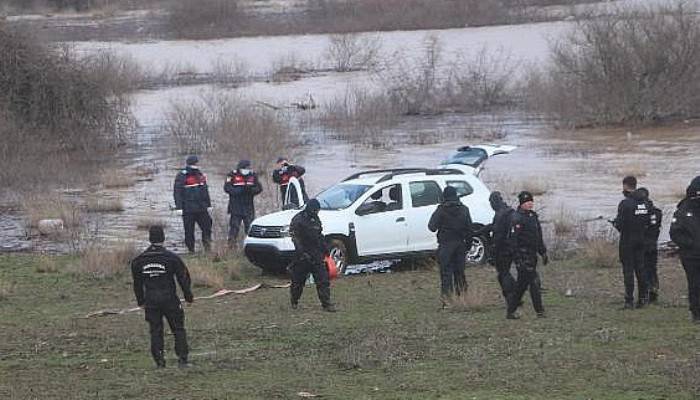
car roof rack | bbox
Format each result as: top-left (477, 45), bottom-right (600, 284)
top-left (343, 168), bottom-right (464, 183)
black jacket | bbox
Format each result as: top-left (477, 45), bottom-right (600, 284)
top-left (224, 171), bottom-right (262, 216)
top-left (290, 209), bottom-right (325, 259)
top-left (428, 200), bottom-right (473, 244)
top-left (508, 208), bottom-right (546, 259)
top-left (173, 166), bottom-right (211, 214)
top-left (492, 201), bottom-right (515, 251)
top-left (613, 190), bottom-right (650, 245)
top-left (644, 200), bottom-right (662, 249)
top-left (670, 198), bottom-right (700, 261)
top-left (131, 245), bottom-right (193, 308)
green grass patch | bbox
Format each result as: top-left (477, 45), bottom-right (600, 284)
top-left (0, 253), bottom-right (698, 399)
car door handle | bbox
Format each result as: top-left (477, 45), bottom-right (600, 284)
top-left (396, 217), bottom-right (405, 222)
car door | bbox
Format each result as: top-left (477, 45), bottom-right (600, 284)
top-left (352, 184), bottom-right (409, 256)
top-left (284, 177), bottom-right (305, 209)
top-left (407, 180), bottom-right (444, 252)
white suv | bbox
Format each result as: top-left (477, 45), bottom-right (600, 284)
top-left (244, 145), bottom-right (515, 274)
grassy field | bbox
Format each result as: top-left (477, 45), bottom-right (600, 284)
top-left (1, 253), bottom-right (699, 399)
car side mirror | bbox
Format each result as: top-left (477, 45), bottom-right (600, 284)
top-left (356, 202), bottom-right (379, 216)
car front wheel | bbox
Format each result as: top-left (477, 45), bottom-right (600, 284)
top-left (328, 239), bottom-right (348, 276)
top-left (466, 235), bottom-right (489, 265)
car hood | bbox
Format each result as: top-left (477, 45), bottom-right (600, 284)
top-left (251, 209), bottom-right (339, 227)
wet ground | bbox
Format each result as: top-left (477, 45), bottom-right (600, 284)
top-left (1, 2), bottom-right (698, 254)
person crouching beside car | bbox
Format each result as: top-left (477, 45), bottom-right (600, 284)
top-left (428, 186), bottom-right (473, 308)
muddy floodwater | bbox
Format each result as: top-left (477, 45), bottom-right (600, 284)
top-left (2, 12), bottom-right (698, 254)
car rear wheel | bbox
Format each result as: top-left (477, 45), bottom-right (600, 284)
top-left (328, 239), bottom-right (348, 276)
top-left (466, 235), bottom-right (488, 265)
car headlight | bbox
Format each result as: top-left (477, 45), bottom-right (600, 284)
top-left (280, 225), bottom-right (291, 237)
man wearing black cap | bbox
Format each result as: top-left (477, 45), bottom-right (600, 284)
top-left (224, 160), bottom-right (262, 245)
top-left (272, 157), bottom-right (307, 208)
top-left (506, 191), bottom-right (548, 319)
top-left (670, 176), bottom-right (700, 323)
top-left (612, 176), bottom-right (651, 309)
top-left (131, 226), bottom-right (194, 368)
top-left (173, 155), bottom-right (212, 253)
top-left (638, 187), bottom-right (662, 303)
top-left (428, 186), bottom-right (473, 305)
top-left (489, 191), bottom-right (516, 304)
top-left (289, 198), bottom-right (335, 312)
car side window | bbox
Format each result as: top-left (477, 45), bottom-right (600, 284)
top-left (409, 181), bottom-right (442, 208)
top-left (359, 184), bottom-right (403, 214)
top-left (447, 180), bottom-right (474, 197)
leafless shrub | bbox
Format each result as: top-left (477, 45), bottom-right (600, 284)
top-left (86, 196), bottom-right (125, 213)
top-left (380, 35), bottom-right (443, 116)
top-left (0, 28), bottom-right (133, 190)
top-left (319, 87), bottom-right (399, 146)
top-left (73, 241), bottom-right (138, 280)
top-left (519, 176), bottom-right (550, 196)
top-left (269, 54), bottom-right (313, 83)
top-left (164, 92), bottom-right (294, 169)
top-left (578, 231), bottom-right (618, 269)
top-left (530, 1), bottom-right (700, 127)
top-left (444, 47), bottom-right (519, 112)
top-left (551, 205), bottom-right (579, 235)
top-left (23, 195), bottom-right (82, 229)
top-left (325, 33), bottom-right (382, 72)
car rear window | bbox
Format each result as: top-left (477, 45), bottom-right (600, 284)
top-left (409, 181), bottom-right (442, 208)
top-left (447, 180), bottom-right (474, 197)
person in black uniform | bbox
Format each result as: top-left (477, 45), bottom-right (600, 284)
top-left (506, 191), bottom-right (548, 319)
top-left (670, 176), bottom-right (700, 323)
top-left (428, 186), bottom-right (473, 304)
top-left (489, 191), bottom-right (516, 304)
top-left (131, 226), bottom-right (194, 368)
top-left (173, 155), bottom-right (212, 253)
top-left (272, 157), bottom-right (307, 208)
top-left (289, 199), bottom-right (335, 312)
top-left (224, 159), bottom-right (262, 245)
top-left (638, 187), bottom-right (662, 304)
top-left (612, 176), bottom-right (650, 309)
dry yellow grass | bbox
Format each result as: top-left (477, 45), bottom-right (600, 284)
top-left (86, 196), bottom-right (125, 212)
top-left (579, 237), bottom-right (619, 269)
top-left (23, 195), bottom-right (82, 229)
top-left (101, 173), bottom-right (136, 189)
top-left (0, 280), bottom-right (14, 301)
top-left (35, 255), bottom-right (60, 273)
top-left (187, 258), bottom-right (226, 289)
top-left (73, 242), bottom-right (138, 280)
top-left (617, 161), bottom-right (647, 178)
top-left (135, 216), bottom-right (167, 230)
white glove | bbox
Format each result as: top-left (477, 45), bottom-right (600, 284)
top-left (207, 207), bottom-right (213, 213)
top-left (174, 209), bottom-right (183, 216)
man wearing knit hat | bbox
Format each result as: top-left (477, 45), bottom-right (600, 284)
top-left (131, 226), bottom-right (194, 368)
top-left (506, 191), bottom-right (548, 319)
top-left (670, 176), bottom-right (700, 323)
top-left (224, 159), bottom-right (262, 245)
top-left (428, 185), bottom-right (473, 306)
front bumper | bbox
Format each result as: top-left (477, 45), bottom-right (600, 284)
top-left (243, 237), bottom-right (296, 274)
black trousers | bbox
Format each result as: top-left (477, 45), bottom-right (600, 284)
top-left (229, 213), bottom-right (254, 241)
top-left (290, 255), bottom-right (332, 308)
top-left (145, 305), bottom-right (188, 363)
top-left (438, 241), bottom-right (467, 298)
top-left (507, 253), bottom-right (543, 314)
top-left (620, 242), bottom-right (647, 305)
top-left (494, 250), bottom-right (515, 301)
top-left (645, 248), bottom-right (659, 297)
top-left (183, 212), bottom-right (212, 252)
top-left (681, 257), bottom-right (700, 318)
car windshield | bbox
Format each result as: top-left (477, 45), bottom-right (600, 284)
top-left (441, 147), bottom-right (488, 167)
top-left (316, 184), bottom-right (371, 210)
